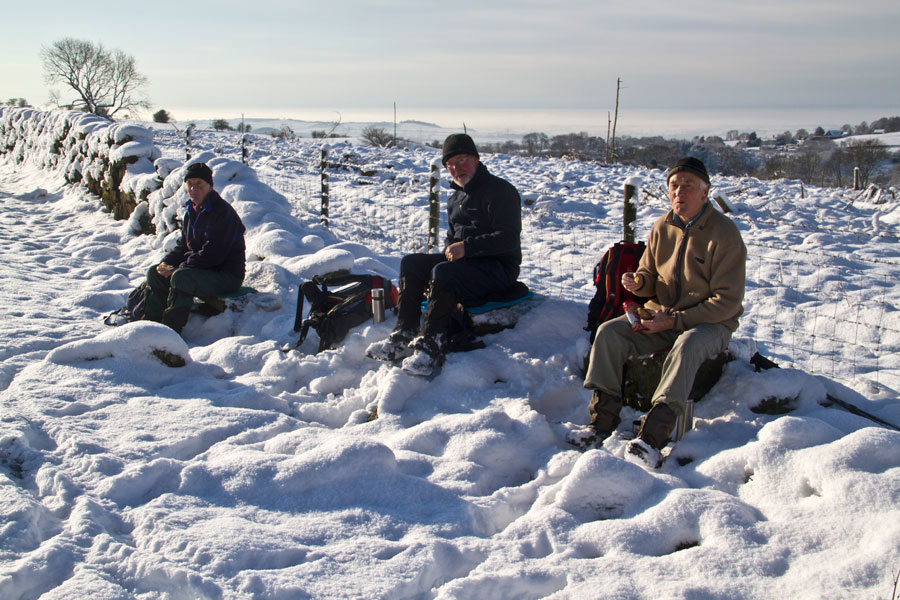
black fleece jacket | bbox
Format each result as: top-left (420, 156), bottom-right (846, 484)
top-left (163, 189), bottom-right (246, 280)
top-left (444, 162), bottom-right (522, 279)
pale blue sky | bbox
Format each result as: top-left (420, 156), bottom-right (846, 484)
top-left (4, 0), bottom-right (899, 123)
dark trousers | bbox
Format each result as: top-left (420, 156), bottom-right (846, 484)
top-left (144, 264), bottom-right (242, 331)
top-left (395, 253), bottom-right (515, 337)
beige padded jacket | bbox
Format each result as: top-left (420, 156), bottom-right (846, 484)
top-left (634, 202), bottom-right (747, 332)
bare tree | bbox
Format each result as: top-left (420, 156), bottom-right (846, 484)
top-left (775, 130), bottom-right (794, 145)
top-left (153, 109), bottom-right (172, 123)
top-left (522, 132), bottom-right (548, 156)
top-left (794, 149), bottom-right (825, 186)
top-left (325, 112), bottom-right (342, 137)
top-left (274, 124), bottom-right (295, 140)
top-left (40, 38), bottom-right (149, 118)
top-left (824, 148), bottom-right (849, 187)
top-left (843, 139), bottom-right (889, 187)
top-left (549, 132), bottom-right (606, 160)
top-left (361, 126), bottom-right (394, 147)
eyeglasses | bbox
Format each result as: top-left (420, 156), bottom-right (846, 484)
top-left (445, 155), bottom-right (473, 170)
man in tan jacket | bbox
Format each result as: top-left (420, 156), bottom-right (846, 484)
top-left (583, 157), bottom-right (747, 468)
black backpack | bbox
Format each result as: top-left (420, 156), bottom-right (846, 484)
top-left (585, 241), bottom-right (646, 342)
top-left (293, 273), bottom-right (398, 353)
top-left (103, 282), bottom-right (150, 326)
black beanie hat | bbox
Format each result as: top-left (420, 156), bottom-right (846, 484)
top-left (184, 162), bottom-right (214, 186)
top-left (442, 133), bottom-right (479, 166)
top-left (667, 157), bottom-right (710, 186)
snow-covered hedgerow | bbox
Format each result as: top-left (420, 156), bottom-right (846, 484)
top-left (0, 107), bottom-right (162, 224)
top-left (0, 109), bottom-right (355, 282)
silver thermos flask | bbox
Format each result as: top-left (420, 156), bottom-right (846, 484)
top-left (371, 287), bottom-right (385, 323)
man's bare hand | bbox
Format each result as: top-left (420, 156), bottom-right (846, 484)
top-left (640, 309), bottom-right (675, 333)
top-left (156, 263), bottom-right (175, 278)
top-left (622, 271), bottom-right (640, 293)
top-left (444, 242), bottom-right (465, 262)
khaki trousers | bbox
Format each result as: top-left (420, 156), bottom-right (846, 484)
top-left (584, 315), bottom-right (732, 418)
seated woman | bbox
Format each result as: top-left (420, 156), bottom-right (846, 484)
top-left (143, 162), bottom-right (246, 333)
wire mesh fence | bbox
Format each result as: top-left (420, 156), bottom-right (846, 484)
top-left (740, 245), bottom-right (899, 388)
top-left (250, 143), bottom-right (898, 392)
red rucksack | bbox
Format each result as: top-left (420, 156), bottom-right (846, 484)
top-left (585, 241), bottom-right (646, 342)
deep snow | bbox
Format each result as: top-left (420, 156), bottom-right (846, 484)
top-left (1, 114), bottom-right (899, 599)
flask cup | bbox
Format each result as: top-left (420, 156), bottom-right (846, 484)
top-left (371, 287), bottom-right (385, 323)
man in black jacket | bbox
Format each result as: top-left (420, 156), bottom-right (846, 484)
top-left (366, 133), bottom-right (522, 376)
top-left (143, 162), bottom-right (246, 333)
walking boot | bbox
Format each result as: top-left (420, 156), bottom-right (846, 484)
top-left (366, 328), bottom-right (416, 362)
top-left (401, 334), bottom-right (445, 377)
top-left (589, 390), bottom-right (624, 436)
top-left (161, 306), bottom-right (192, 334)
top-left (624, 403), bottom-right (677, 469)
top-left (568, 390), bottom-right (624, 450)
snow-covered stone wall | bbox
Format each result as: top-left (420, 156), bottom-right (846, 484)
top-left (0, 108), bottom-right (333, 273)
top-left (0, 107), bottom-right (162, 227)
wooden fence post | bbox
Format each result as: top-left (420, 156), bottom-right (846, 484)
top-left (320, 145), bottom-right (329, 226)
top-left (623, 181), bottom-right (637, 243)
top-left (428, 160), bottom-right (441, 250)
top-left (853, 167), bottom-right (861, 190)
top-left (184, 124), bottom-right (193, 161)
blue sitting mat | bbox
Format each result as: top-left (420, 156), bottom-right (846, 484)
top-left (218, 286), bottom-right (258, 299)
top-left (419, 282), bottom-right (533, 314)
top-left (466, 291), bottom-right (534, 314)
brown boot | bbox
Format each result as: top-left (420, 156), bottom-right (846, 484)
top-left (637, 403), bottom-right (678, 450)
top-left (588, 390), bottom-right (624, 436)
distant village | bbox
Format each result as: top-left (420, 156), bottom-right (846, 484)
top-left (467, 116), bottom-right (900, 190)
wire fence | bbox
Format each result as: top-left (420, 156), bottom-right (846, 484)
top-left (206, 133), bottom-right (899, 392)
top-left (740, 246), bottom-right (899, 388)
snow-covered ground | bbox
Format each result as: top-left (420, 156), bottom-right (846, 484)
top-left (1, 114), bottom-right (899, 599)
